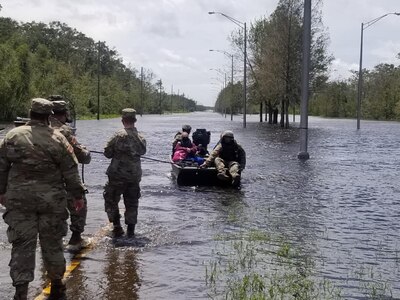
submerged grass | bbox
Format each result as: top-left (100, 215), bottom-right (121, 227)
top-left (206, 229), bottom-right (343, 300)
top-left (206, 228), bottom-right (397, 299)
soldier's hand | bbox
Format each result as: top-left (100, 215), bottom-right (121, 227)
top-left (73, 198), bottom-right (84, 212)
top-left (0, 194), bottom-right (6, 206)
top-left (199, 162), bottom-right (207, 169)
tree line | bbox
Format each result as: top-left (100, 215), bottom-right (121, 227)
top-left (0, 14), bottom-right (206, 121)
top-left (214, 0), bottom-right (400, 125)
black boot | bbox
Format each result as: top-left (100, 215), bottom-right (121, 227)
top-left (127, 224), bottom-right (135, 237)
top-left (112, 218), bottom-right (124, 238)
top-left (13, 283), bottom-right (28, 300)
top-left (68, 231), bottom-right (82, 246)
top-left (48, 279), bottom-right (66, 300)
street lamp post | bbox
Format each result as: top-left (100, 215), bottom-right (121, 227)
top-left (209, 49), bottom-right (234, 120)
top-left (209, 11), bottom-right (247, 128)
top-left (356, 12), bottom-right (400, 130)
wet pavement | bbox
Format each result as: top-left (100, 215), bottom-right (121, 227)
top-left (1, 112), bottom-right (400, 299)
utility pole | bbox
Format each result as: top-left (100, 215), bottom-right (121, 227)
top-left (140, 67), bottom-right (143, 117)
top-left (171, 85), bottom-right (173, 113)
top-left (298, 0), bottom-right (311, 160)
top-left (158, 79), bottom-right (163, 115)
top-left (97, 41), bottom-right (100, 120)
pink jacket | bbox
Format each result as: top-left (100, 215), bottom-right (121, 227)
top-left (172, 142), bottom-right (197, 162)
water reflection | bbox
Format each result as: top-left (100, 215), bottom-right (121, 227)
top-left (102, 247), bottom-right (140, 300)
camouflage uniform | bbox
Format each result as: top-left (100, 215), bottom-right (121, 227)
top-left (103, 108), bottom-right (146, 232)
top-left (49, 100), bottom-right (91, 235)
top-left (0, 99), bottom-right (85, 291)
top-left (203, 131), bottom-right (246, 185)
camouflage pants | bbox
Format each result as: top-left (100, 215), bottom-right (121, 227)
top-left (3, 209), bottom-right (68, 286)
top-left (67, 194), bottom-right (87, 233)
top-left (103, 180), bottom-right (141, 225)
top-left (214, 158), bottom-right (240, 178)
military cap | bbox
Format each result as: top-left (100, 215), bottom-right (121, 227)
top-left (52, 100), bottom-right (68, 113)
top-left (182, 125), bottom-right (192, 132)
top-left (31, 98), bottom-right (54, 115)
top-left (221, 130), bottom-right (234, 138)
top-left (47, 95), bottom-right (64, 101)
top-left (121, 108), bottom-right (136, 119)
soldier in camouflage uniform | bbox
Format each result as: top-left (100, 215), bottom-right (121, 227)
top-left (48, 96), bottom-right (91, 249)
top-left (200, 130), bottom-right (246, 187)
top-left (103, 108), bottom-right (146, 237)
top-left (0, 98), bottom-right (85, 300)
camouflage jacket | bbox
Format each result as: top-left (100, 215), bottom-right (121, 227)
top-left (204, 141), bottom-right (246, 169)
top-left (0, 120), bottom-right (85, 210)
top-left (104, 127), bottom-right (147, 182)
top-left (49, 116), bottom-right (91, 164)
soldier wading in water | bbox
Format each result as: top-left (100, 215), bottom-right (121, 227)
top-left (103, 108), bottom-right (147, 238)
top-left (48, 95), bottom-right (91, 250)
top-left (0, 98), bottom-right (85, 300)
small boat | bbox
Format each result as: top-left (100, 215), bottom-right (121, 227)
top-left (170, 158), bottom-right (234, 187)
top-left (14, 117), bottom-right (30, 127)
top-left (170, 128), bottom-right (241, 188)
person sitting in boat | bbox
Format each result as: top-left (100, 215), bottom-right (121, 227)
top-left (200, 130), bottom-right (246, 187)
top-left (172, 132), bottom-right (197, 162)
top-left (172, 124), bottom-right (192, 154)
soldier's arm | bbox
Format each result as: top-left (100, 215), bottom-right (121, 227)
top-left (62, 125), bottom-right (91, 164)
top-left (57, 136), bottom-right (85, 198)
top-left (104, 134), bottom-right (117, 158)
top-left (0, 138), bottom-right (10, 194)
top-left (73, 141), bottom-right (91, 164)
top-left (135, 134), bottom-right (147, 156)
top-left (205, 144), bottom-right (222, 166)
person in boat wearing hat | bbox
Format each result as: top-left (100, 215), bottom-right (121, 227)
top-left (0, 98), bottom-right (85, 300)
top-left (172, 131), bottom-right (197, 162)
top-left (103, 108), bottom-right (146, 238)
top-left (200, 130), bottom-right (246, 187)
top-left (172, 124), bottom-right (192, 154)
top-left (47, 95), bottom-right (91, 250)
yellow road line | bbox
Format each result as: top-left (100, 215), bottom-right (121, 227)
top-left (34, 226), bottom-right (110, 300)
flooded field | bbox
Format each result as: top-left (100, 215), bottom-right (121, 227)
top-left (1, 112), bottom-right (400, 299)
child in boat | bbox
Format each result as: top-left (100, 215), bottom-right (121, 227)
top-left (172, 132), bottom-right (197, 162)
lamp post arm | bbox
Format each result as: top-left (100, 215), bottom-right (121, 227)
top-left (364, 12), bottom-right (399, 30)
top-left (208, 11), bottom-right (244, 28)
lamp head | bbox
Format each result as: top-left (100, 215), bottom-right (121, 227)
top-left (395, 12), bottom-right (400, 16)
top-left (208, 11), bottom-right (215, 15)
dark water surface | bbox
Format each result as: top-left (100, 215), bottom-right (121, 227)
top-left (1, 112), bottom-right (400, 299)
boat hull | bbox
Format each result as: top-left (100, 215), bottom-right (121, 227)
top-left (171, 159), bottom-right (238, 187)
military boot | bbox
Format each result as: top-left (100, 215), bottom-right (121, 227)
top-left (112, 218), bottom-right (124, 238)
top-left (68, 231), bottom-right (82, 246)
top-left (231, 174), bottom-right (241, 187)
top-left (127, 224), bottom-right (135, 238)
top-left (217, 168), bottom-right (230, 182)
top-left (48, 279), bottom-right (66, 300)
top-left (13, 283), bottom-right (28, 300)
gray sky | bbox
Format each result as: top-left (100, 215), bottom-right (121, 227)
top-left (1, 0), bottom-right (399, 106)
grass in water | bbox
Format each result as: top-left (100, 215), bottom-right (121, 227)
top-left (206, 229), bottom-right (343, 300)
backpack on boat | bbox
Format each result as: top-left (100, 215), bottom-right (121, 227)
top-left (192, 129), bottom-right (211, 156)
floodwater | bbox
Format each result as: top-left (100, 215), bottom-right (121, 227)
top-left (0, 112), bottom-right (400, 299)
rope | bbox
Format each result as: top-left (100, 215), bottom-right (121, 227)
top-left (89, 150), bottom-right (172, 164)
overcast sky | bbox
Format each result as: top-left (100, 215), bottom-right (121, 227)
top-left (1, 0), bottom-right (399, 106)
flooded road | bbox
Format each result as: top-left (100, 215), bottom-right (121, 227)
top-left (1, 112), bottom-right (400, 299)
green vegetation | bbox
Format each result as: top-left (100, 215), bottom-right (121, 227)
top-left (216, 0), bottom-right (400, 125)
top-left (310, 63), bottom-right (400, 120)
top-left (206, 230), bottom-right (343, 299)
top-left (0, 17), bottom-right (204, 121)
